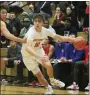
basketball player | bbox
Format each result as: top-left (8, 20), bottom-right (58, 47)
top-left (0, 5), bottom-right (26, 43)
top-left (21, 13), bottom-right (80, 94)
top-left (0, 5), bottom-right (26, 74)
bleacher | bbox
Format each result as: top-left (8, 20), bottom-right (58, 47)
top-left (0, 48), bottom-right (28, 77)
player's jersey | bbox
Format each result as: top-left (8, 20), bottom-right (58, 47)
top-left (21, 26), bottom-right (56, 58)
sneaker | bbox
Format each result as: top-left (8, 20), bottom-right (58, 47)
top-left (23, 82), bottom-right (29, 86)
top-left (1, 79), bottom-right (8, 85)
top-left (85, 84), bottom-right (89, 91)
top-left (67, 82), bottom-right (79, 90)
top-left (35, 82), bottom-right (41, 86)
top-left (28, 81), bottom-right (36, 86)
top-left (13, 80), bottom-right (23, 85)
top-left (51, 79), bottom-right (65, 88)
top-left (45, 85), bottom-right (53, 94)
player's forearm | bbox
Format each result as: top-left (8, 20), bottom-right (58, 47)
top-left (54, 34), bottom-right (75, 43)
top-left (3, 31), bottom-right (24, 43)
top-left (25, 46), bottom-right (40, 59)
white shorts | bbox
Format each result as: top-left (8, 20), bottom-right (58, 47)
top-left (23, 57), bottom-right (42, 74)
top-left (22, 48), bottom-right (45, 74)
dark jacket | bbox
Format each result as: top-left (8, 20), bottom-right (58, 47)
top-left (7, 45), bottom-right (21, 61)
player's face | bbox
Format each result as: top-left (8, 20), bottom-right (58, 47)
top-left (0, 9), bottom-right (7, 21)
top-left (34, 18), bottom-right (44, 30)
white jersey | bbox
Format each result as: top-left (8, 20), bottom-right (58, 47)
top-left (21, 26), bottom-right (56, 58)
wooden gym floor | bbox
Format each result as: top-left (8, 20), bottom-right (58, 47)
top-left (1, 85), bottom-right (89, 94)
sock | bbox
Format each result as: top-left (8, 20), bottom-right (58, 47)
top-left (50, 78), bottom-right (54, 83)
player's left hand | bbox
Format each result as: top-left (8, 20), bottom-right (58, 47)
top-left (41, 55), bottom-right (49, 62)
top-left (23, 38), bottom-right (27, 43)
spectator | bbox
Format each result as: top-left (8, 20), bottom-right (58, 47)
top-left (42, 37), bottom-right (54, 59)
top-left (19, 17), bottom-right (32, 46)
top-left (71, 1), bottom-right (86, 22)
top-left (66, 34), bottom-right (85, 64)
top-left (44, 19), bottom-right (56, 46)
top-left (52, 41), bottom-right (69, 60)
top-left (19, 17), bottom-right (32, 38)
top-left (40, 1), bottom-right (52, 19)
top-left (44, 19), bottom-right (56, 34)
top-left (52, 40), bottom-right (72, 88)
top-left (29, 4), bottom-right (34, 13)
top-left (58, 1), bottom-right (69, 13)
top-left (64, 7), bottom-right (72, 31)
top-left (53, 34), bottom-right (85, 88)
top-left (1, 41), bottom-right (24, 83)
top-left (8, 12), bottom-right (21, 36)
top-left (28, 4), bottom-right (35, 23)
top-left (65, 6), bottom-right (79, 36)
top-left (83, 1), bottom-right (89, 31)
top-left (20, 12), bottom-right (30, 28)
top-left (67, 42), bottom-right (89, 90)
top-left (52, 7), bottom-right (65, 35)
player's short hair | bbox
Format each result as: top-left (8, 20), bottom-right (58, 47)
top-left (0, 5), bottom-right (8, 11)
top-left (33, 13), bottom-right (45, 22)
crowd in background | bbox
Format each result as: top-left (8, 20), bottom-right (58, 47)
top-left (0, 1), bottom-right (89, 91)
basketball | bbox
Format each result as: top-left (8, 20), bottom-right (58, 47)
top-left (73, 37), bottom-right (87, 50)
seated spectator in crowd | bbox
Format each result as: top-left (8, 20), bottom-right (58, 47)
top-left (1, 41), bottom-right (24, 83)
top-left (44, 19), bottom-right (56, 45)
top-left (8, 12), bottom-right (21, 37)
top-left (42, 37), bottom-right (54, 59)
top-left (29, 4), bottom-right (35, 21)
top-left (52, 34), bottom-right (85, 88)
top-left (66, 38), bottom-right (85, 64)
top-left (52, 32), bottom-right (72, 62)
top-left (64, 7), bottom-right (72, 31)
top-left (44, 19), bottom-right (56, 34)
top-left (20, 12), bottom-right (30, 28)
top-left (52, 40), bottom-right (69, 60)
top-left (19, 17), bottom-right (32, 46)
top-left (67, 40), bottom-right (89, 90)
top-left (40, 1), bottom-right (52, 19)
top-left (52, 7), bottom-right (65, 35)
top-left (83, 1), bottom-right (89, 33)
top-left (19, 17), bottom-right (32, 38)
top-left (58, 1), bottom-right (69, 13)
top-left (65, 6), bottom-right (79, 36)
